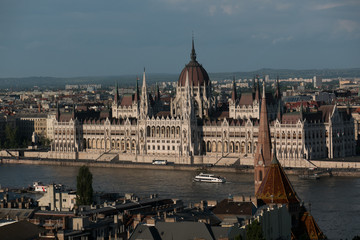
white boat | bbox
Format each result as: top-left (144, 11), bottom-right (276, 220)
top-left (194, 173), bottom-right (226, 183)
top-left (33, 182), bottom-right (48, 192)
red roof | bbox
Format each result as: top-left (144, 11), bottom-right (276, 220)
top-left (256, 154), bottom-right (300, 205)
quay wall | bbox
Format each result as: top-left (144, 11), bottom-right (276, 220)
top-left (1, 150), bottom-right (360, 176)
top-left (2, 158), bottom-right (360, 177)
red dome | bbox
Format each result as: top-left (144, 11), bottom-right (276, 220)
top-left (178, 40), bottom-right (210, 87)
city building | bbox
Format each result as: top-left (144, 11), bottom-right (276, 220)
top-left (48, 40), bottom-right (356, 165)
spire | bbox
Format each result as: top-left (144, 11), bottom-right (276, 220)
top-left (271, 143), bottom-right (279, 165)
top-left (300, 101), bottom-right (304, 120)
top-left (156, 82), bottom-right (160, 101)
top-left (71, 104), bottom-right (76, 120)
top-left (231, 77), bottom-right (237, 102)
top-left (254, 78), bottom-right (272, 193)
top-left (276, 100), bottom-right (282, 121)
top-left (140, 68), bottom-right (149, 118)
top-left (255, 76), bottom-right (260, 100)
top-left (142, 67), bottom-right (146, 90)
top-left (135, 77), bottom-right (140, 102)
top-left (190, 34), bottom-right (197, 62)
top-left (275, 76), bottom-right (281, 100)
top-left (114, 82), bottom-right (119, 105)
top-left (262, 78), bottom-right (266, 97)
top-left (56, 102), bottom-right (60, 121)
top-left (252, 76), bottom-right (256, 94)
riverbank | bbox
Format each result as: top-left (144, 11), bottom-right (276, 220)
top-left (2, 157), bottom-right (360, 177)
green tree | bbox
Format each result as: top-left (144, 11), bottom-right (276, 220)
top-left (5, 124), bottom-right (19, 148)
top-left (76, 165), bottom-right (93, 206)
top-left (246, 219), bottom-right (265, 240)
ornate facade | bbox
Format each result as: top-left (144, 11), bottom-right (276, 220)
top-left (49, 40), bottom-right (356, 165)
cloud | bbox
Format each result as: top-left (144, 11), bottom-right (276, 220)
top-left (272, 36), bottom-right (293, 44)
top-left (208, 5), bottom-right (217, 16)
top-left (312, 3), bottom-right (345, 10)
top-left (335, 19), bottom-right (360, 34)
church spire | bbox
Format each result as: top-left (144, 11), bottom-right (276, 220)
top-left (254, 79), bottom-right (272, 194)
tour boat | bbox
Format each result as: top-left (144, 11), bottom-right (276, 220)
top-left (194, 173), bottom-right (226, 183)
top-left (33, 182), bottom-right (48, 192)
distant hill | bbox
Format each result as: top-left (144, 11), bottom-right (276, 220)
top-left (0, 68), bottom-right (359, 90)
top-left (209, 68), bottom-right (360, 81)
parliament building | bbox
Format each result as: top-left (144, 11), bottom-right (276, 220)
top-left (48, 40), bottom-right (356, 165)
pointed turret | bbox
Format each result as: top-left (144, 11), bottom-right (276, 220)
top-left (276, 100), bottom-right (282, 122)
top-left (71, 104), bottom-right (76, 119)
top-left (140, 68), bottom-right (149, 118)
top-left (231, 77), bottom-right (237, 103)
top-left (134, 77), bottom-right (140, 102)
top-left (254, 77), bottom-right (260, 101)
top-left (56, 102), bottom-right (60, 121)
top-left (254, 80), bottom-right (272, 194)
top-left (114, 82), bottom-right (119, 105)
top-left (252, 76), bottom-right (256, 94)
top-left (156, 83), bottom-right (161, 101)
top-left (275, 76), bottom-right (281, 100)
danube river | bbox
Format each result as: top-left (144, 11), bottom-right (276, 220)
top-left (0, 164), bottom-right (359, 239)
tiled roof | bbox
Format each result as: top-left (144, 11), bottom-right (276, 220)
top-left (256, 153), bottom-right (300, 205)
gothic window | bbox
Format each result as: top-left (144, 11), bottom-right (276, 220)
top-left (146, 126), bottom-right (150, 137)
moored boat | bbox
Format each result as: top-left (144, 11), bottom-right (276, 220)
top-left (194, 173), bottom-right (226, 183)
top-left (33, 182), bottom-right (48, 192)
top-left (298, 173), bottom-right (320, 180)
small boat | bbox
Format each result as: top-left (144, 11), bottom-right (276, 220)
top-left (298, 173), bottom-right (320, 180)
top-left (194, 173), bottom-right (226, 183)
top-left (33, 182), bottom-right (48, 192)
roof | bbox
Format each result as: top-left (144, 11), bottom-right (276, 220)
top-left (256, 153), bottom-right (300, 205)
top-left (0, 209), bottom-right (35, 221)
top-left (282, 112), bottom-right (302, 124)
top-left (0, 220), bottom-right (45, 240)
top-left (130, 222), bottom-right (218, 240)
top-left (120, 95), bottom-right (135, 107)
top-left (178, 41), bottom-right (209, 87)
top-left (211, 199), bottom-right (256, 217)
top-left (300, 212), bottom-right (326, 239)
top-left (239, 93), bottom-right (254, 105)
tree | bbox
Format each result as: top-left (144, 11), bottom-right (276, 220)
top-left (5, 124), bottom-right (19, 148)
top-left (246, 219), bottom-right (265, 240)
top-left (76, 165), bottom-right (93, 206)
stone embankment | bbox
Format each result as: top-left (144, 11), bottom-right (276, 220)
top-left (1, 156), bottom-right (360, 177)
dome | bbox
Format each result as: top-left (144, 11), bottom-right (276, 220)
top-left (178, 40), bottom-right (210, 87)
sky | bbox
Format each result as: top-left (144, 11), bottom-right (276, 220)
top-left (0, 0), bottom-right (359, 77)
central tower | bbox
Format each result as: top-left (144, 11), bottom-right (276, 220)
top-left (171, 37), bottom-right (213, 118)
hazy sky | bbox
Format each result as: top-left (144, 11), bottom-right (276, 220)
top-left (0, 0), bottom-right (359, 77)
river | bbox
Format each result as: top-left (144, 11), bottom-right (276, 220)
top-left (0, 164), bottom-right (359, 239)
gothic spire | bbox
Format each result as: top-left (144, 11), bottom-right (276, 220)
top-left (255, 76), bottom-right (260, 101)
top-left (114, 82), bottom-right (119, 105)
top-left (190, 34), bottom-right (197, 62)
top-left (275, 76), bottom-right (281, 100)
top-left (254, 79), bottom-right (272, 193)
top-left (231, 77), bottom-right (237, 102)
top-left (135, 77), bottom-right (140, 102)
